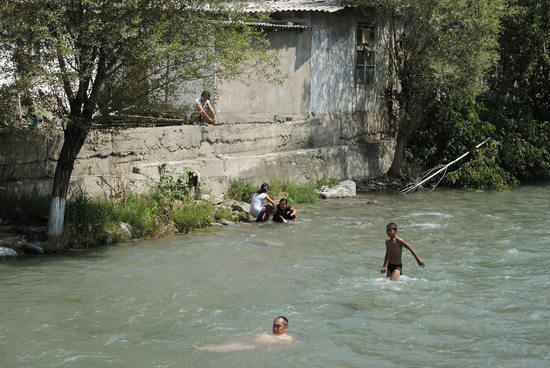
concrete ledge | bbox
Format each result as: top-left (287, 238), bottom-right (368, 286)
top-left (1, 116), bottom-right (394, 199)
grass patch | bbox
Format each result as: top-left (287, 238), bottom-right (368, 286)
top-left (173, 202), bottom-right (213, 233)
top-left (226, 176), bottom-right (341, 205)
top-left (112, 194), bottom-right (169, 238)
top-left (56, 192), bottom-right (124, 249)
top-left (268, 179), bottom-right (320, 204)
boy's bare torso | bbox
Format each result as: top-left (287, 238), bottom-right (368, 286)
top-left (386, 237), bottom-right (404, 264)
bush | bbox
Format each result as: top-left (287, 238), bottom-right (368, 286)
top-left (59, 192), bottom-right (120, 249)
top-left (152, 165), bottom-right (195, 203)
top-left (112, 194), bottom-right (169, 237)
top-left (173, 202), bottom-right (213, 233)
top-left (226, 178), bottom-right (256, 202)
top-left (315, 177), bottom-right (340, 188)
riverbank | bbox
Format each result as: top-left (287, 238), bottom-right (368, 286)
top-left (0, 199), bottom-right (251, 258)
top-left (1, 176), bottom-right (365, 258)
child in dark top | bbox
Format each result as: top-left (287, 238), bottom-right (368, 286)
top-left (273, 198), bottom-right (296, 223)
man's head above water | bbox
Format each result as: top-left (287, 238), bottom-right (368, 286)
top-left (272, 316), bottom-right (289, 336)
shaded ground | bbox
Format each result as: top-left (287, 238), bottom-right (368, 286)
top-left (0, 223), bottom-right (48, 253)
top-left (356, 175), bottom-right (412, 193)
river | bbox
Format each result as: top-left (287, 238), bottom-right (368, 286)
top-left (1, 183), bottom-right (549, 367)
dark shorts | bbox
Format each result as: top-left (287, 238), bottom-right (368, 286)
top-left (387, 263), bottom-right (403, 276)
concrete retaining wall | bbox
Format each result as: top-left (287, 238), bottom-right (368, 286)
top-left (0, 115), bottom-right (394, 199)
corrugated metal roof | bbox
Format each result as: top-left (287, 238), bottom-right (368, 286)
top-left (245, 0), bottom-right (349, 13)
top-left (246, 21), bottom-right (310, 29)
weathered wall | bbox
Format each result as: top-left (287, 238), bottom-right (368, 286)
top-left (180, 8), bottom-right (387, 128)
top-left (215, 26), bottom-right (312, 122)
top-left (0, 116), bottom-right (394, 200)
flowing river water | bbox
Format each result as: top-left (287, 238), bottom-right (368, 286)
top-left (1, 183), bottom-right (549, 367)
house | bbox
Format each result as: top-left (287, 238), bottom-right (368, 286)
top-left (180, 0), bottom-right (389, 135)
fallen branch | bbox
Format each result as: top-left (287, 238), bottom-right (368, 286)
top-left (397, 137), bottom-right (491, 194)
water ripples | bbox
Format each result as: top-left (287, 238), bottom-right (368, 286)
top-left (2, 184), bottom-right (550, 367)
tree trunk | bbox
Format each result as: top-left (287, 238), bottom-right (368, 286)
top-left (387, 125), bottom-right (407, 178)
top-left (47, 123), bottom-right (89, 237)
top-left (387, 82), bottom-right (414, 179)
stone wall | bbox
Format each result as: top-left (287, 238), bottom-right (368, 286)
top-left (0, 115), bottom-right (394, 200)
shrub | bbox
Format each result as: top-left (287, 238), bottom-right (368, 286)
top-left (60, 192), bottom-right (119, 249)
top-left (151, 165), bottom-right (197, 203)
top-left (112, 194), bottom-right (169, 237)
top-left (315, 177), bottom-right (340, 188)
top-left (228, 177), bottom-right (339, 204)
top-left (227, 178), bottom-right (256, 202)
top-left (173, 202), bottom-right (213, 233)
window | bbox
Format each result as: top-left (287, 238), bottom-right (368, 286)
top-left (355, 23), bottom-right (375, 85)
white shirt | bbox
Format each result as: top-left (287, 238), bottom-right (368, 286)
top-left (250, 193), bottom-right (268, 217)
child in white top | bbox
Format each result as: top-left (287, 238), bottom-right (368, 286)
top-left (193, 90), bottom-right (217, 125)
top-left (250, 183), bottom-right (276, 222)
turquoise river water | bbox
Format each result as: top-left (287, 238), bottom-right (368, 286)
top-left (1, 183), bottom-right (549, 367)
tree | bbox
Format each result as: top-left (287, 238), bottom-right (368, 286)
top-left (481, 0), bottom-right (550, 182)
top-left (347, 0), bottom-right (502, 178)
top-left (0, 0), bottom-right (281, 236)
top-left (408, 0), bottom-right (549, 189)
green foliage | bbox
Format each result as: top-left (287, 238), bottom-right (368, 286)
top-left (407, 0), bottom-right (550, 189)
top-left (112, 194), bottom-right (168, 238)
top-left (227, 177), bottom-right (340, 204)
top-left (226, 178), bottom-right (257, 202)
top-left (211, 206), bottom-right (241, 223)
top-left (60, 192), bottom-right (122, 249)
top-left (173, 202), bottom-right (213, 233)
top-left (388, 0), bottom-right (550, 189)
top-left (479, 0), bottom-right (550, 183)
top-left (444, 141), bottom-right (517, 191)
top-left (40, 170), bottom-right (257, 250)
top-left (0, 0), bottom-right (282, 122)
top-left (407, 95), bottom-right (520, 190)
top-left (315, 177), bottom-right (340, 189)
top-left (346, 0), bottom-right (503, 177)
top-left (268, 179), bottom-right (320, 204)
top-left (152, 165), bottom-right (194, 203)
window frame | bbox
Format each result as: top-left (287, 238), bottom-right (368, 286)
top-left (355, 23), bottom-right (376, 86)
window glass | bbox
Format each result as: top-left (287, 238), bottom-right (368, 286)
top-left (355, 23), bottom-right (375, 85)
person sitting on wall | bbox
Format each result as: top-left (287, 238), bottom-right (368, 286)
top-left (192, 90), bottom-right (217, 125)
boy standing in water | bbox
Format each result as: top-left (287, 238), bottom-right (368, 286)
top-left (380, 222), bottom-right (426, 281)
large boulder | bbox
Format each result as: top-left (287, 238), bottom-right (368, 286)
top-left (319, 180), bottom-right (357, 199)
top-left (21, 242), bottom-right (45, 255)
